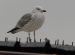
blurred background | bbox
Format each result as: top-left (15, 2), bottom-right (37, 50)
top-left (0, 0), bottom-right (75, 45)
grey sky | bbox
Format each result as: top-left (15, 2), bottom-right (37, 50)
top-left (0, 0), bottom-right (75, 45)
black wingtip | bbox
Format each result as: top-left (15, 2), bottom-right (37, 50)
top-left (7, 31), bottom-right (10, 33)
top-left (7, 27), bottom-right (19, 34)
top-left (7, 31), bottom-right (15, 34)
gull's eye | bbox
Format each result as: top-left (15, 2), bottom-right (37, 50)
top-left (36, 8), bottom-right (40, 10)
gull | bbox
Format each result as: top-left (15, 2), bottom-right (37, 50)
top-left (7, 6), bottom-right (46, 42)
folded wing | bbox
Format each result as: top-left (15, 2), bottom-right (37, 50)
top-left (7, 13), bottom-right (32, 34)
top-left (16, 13), bottom-right (32, 28)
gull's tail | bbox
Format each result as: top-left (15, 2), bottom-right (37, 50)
top-left (7, 27), bottom-right (19, 34)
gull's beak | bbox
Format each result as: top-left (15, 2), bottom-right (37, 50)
top-left (42, 10), bottom-right (46, 12)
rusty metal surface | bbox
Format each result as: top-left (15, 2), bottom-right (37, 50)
top-left (0, 51), bottom-right (57, 55)
top-left (0, 51), bottom-right (56, 55)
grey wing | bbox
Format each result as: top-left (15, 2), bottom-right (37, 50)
top-left (16, 13), bottom-right (32, 28)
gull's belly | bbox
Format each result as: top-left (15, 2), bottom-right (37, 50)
top-left (22, 17), bottom-right (45, 32)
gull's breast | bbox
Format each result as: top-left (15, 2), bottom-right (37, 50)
top-left (22, 14), bottom-right (45, 32)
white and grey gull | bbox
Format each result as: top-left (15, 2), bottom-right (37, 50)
top-left (7, 6), bottom-right (46, 42)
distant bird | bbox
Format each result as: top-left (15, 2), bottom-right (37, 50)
top-left (7, 6), bottom-right (46, 42)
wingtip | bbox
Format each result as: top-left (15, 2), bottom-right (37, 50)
top-left (7, 31), bottom-right (16, 34)
top-left (7, 31), bottom-right (10, 33)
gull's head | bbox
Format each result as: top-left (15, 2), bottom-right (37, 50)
top-left (32, 6), bottom-right (46, 13)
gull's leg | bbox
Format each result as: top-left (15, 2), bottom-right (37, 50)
top-left (28, 32), bottom-right (30, 38)
top-left (28, 32), bottom-right (30, 43)
top-left (34, 31), bottom-right (36, 43)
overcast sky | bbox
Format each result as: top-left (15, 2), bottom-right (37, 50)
top-left (0, 0), bottom-right (75, 45)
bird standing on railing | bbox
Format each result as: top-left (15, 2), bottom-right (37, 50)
top-left (7, 6), bottom-right (46, 42)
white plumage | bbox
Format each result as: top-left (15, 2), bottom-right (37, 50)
top-left (7, 6), bottom-right (46, 34)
